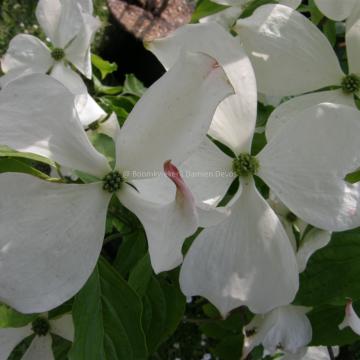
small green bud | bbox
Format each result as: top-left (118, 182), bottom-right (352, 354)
top-left (102, 171), bottom-right (123, 193)
top-left (341, 74), bottom-right (360, 94)
top-left (51, 48), bottom-right (65, 61)
top-left (233, 153), bottom-right (259, 177)
top-left (31, 317), bottom-right (50, 336)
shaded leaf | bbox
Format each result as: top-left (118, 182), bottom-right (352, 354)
top-left (191, 0), bottom-right (228, 23)
top-left (69, 258), bottom-right (148, 360)
top-left (123, 74), bottom-right (146, 97)
top-left (309, 304), bottom-right (359, 346)
top-left (0, 304), bottom-right (35, 328)
top-left (295, 229), bottom-right (360, 306)
top-left (114, 230), bottom-right (148, 277)
top-left (92, 54), bottom-right (118, 80)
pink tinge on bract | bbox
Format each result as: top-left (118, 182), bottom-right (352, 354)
top-left (339, 298), bottom-right (360, 335)
top-left (346, 298), bottom-right (353, 317)
top-left (164, 160), bottom-right (195, 205)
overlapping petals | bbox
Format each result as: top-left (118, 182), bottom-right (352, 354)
top-left (0, 49), bottom-right (233, 312)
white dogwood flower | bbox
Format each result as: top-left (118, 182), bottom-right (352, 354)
top-left (179, 91), bottom-right (360, 316)
top-left (0, 51), bottom-right (233, 313)
top-left (1, 0), bottom-right (99, 81)
top-left (0, 0), bottom-right (102, 126)
top-left (0, 313), bottom-right (73, 360)
top-left (242, 305), bottom-right (312, 358)
top-left (339, 299), bottom-right (360, 335)
top-left (233, 4), bottom-right (360, 97)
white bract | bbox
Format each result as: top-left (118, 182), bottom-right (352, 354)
top-left (199, 0), bottom-right (301, 31)
top-left (0, 0), bottom-right (103, 126)
top-left (268, 189), bottom-right (331, 274)
top-left (179, 91), bottom-right (360, 316)
top-left (233, 4), bottom-right (360, 97)
top-left (314, 0), bottom-right (359, 21)
top-left (294, 228), bottom-right (331, 273)
top-left (265, 90), bottom-right (357, 142)
top-left (0, 313), bottom-right (73, 360)
top-left (0, 51), bottom-right (233, 313)
top-left (278, 346), bottom-right (339, 360)
top-left (146, 21), bottom-right (256, 100)
top-left (149, 4), bottom-right (351, 97)
top-left (242, 305), bottom-right (312, 358)
top-left (339, 299), bottom-right (360, 335)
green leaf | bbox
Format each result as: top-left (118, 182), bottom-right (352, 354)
top-left (213, 335), bottom-right (243, 360)
top-left (240, 0), bottom-right (278, 19)
top-left (0, 158), bottom-right (51, 180)
top-left (141, 277), bottom-right (167, 354)
top-left (89, 132), bottom-right (115, 168)
top-left (92, 54), bottom-right (118, 80)
top-left (0, 145), bottom-right (54, 166)
top-left (129, 254), bottom-right (153, 297)
top-left (69, 258), bottom-right (148, 360)
top-left (200, 312), bottom-right (246, 340)
top-left (199, 311), bottom-right (247, 359)
top-left (8, 335), bottom-right (34, 360)
top-left (128, 254), bottom-right (186, 355)
top-left (0, 304), bottom-right (35, 328)
top-left (52, 334), bottom-right (72, 360)
top-left (101, 95), bottom-right (137, 113)
top-left (251, 131), bottom-right (267, 156)
top-left (202, 303), bottom-right (221, 319)
top-left (93, 75), bottom-right (123, 95)
top-left (323, 19), bottom-right (337, 46)
top-left (345, 169), bottom-right (360, 183)
top-left (295, 229), bottom-right (360, 306)
top-left (74, 170), bottom-right (101, 184)
top-left (159, 279), bottom-right (186, 342)
top-left (308, 304), bottom-right (359, 346)
top-left (49, 301), bottom-right (73, 320)
top-left (191, 0), bottom-right (228, 23)
top-left (114, 230), bottom-right (148, 277)
top-left (256, 102), bottom-right (274, 128)
top-left (308, 0), bottom-right (324, 25)
top-left (123, 74), bottom-right (146, 97)
top-left (99, 95), bottom-right (137, 125)
top-left (140, 277), bottom-right (186, 354)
